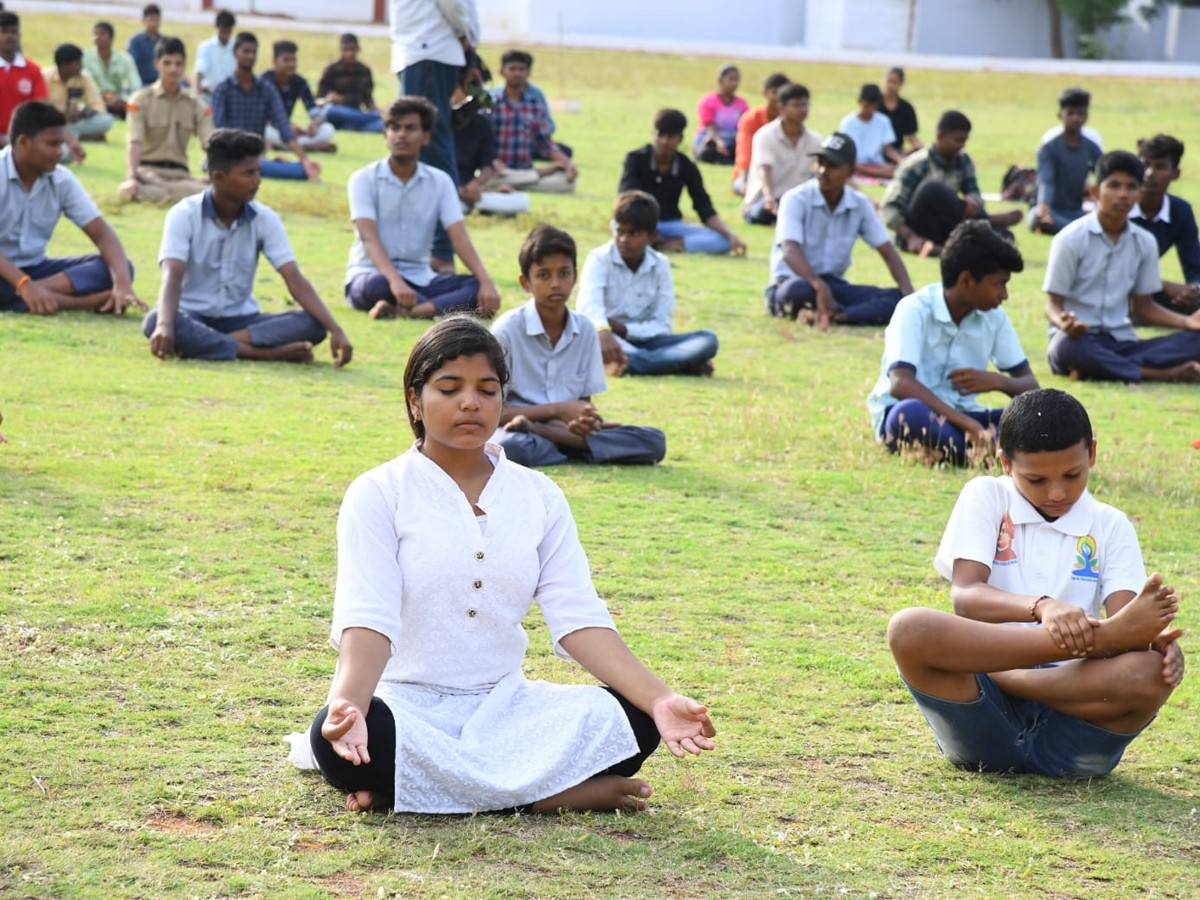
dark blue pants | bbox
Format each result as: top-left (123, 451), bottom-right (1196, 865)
top-left (494, 425), bottom-right (666, 467)
top-left (345, 272), bottom-right (479, 315)
top-left (623, 331), bottom-right (718, 375)
top-left (0, 255), bottom-right (118, 310)
top-left (881, 399), bottom-right (1003, 465)
top-left (400, 60), bottom-right (459, 262)
top-left (770, 275), bottom-right (902, 325)
top-left (141, 308), bottom-right (327, 360)
top-left (1048, 330), bottom-right (1200, 382)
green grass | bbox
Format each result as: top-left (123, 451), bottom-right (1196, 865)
top-left (2, 10), bottom-right (1199, 899)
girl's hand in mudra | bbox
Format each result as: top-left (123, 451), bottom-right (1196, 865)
top-left (323, 699), bottom-right (371, 765)
top-left (651, 694), bottom-right (717, 758)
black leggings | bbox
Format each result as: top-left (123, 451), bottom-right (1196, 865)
top-left (309, 687), bottom-right (662, 811)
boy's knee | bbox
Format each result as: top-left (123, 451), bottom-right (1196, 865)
top-left (887, 607), bottom-right (931, 655)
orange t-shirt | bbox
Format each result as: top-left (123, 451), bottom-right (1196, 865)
top-left (733, 105), bottom-right (772, 178)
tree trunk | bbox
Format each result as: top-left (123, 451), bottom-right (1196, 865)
top-left (1047, 0), bottom-right (1065, 58)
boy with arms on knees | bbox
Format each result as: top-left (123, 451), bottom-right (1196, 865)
top-left (345, 97), bottom-right (499, 320)
top-left (577, 191), bottom-right (718, 377)
top-left (315, 34), bottom-right (384, 134)
top-left (260, 41), bottom-right (336, 153)
top-left (1045, 151), bottom-right (1200, 383)
top-left (888, 388), bottom-right (1184, 778)
top-left (0, 101), bottom-right (141, 315)
top-left (488, 50), bottom-right (576, 194)
top-left (144, 128), bottom-right (352, 365)
top-left (1131, 134), bottom-right (1200, 315)
top-left (767, 132), bottom-right (912, 327)
top-left (742, 82), bottom-right (821, 227)
top-left (837, 83), bottom-right (901, 180)
top-left (43, 43), bottom-right (114, 161)
top-left (867, 221), bottom-right (1037, 464)
top-left (492, 225), bottom-right (667, 467)
top-left (1029, 88), bottom-right (1101, 236)
top-left (83, 21), bottom-right (139, 120)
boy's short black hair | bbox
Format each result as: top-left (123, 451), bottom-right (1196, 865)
top-left (233, 31), bottom-right (256, 52)
top-left (937, 110), bottom-right (972, 134)
top-left (763, 72), bottom-right (790, 92)
top-left (143, 4), bottom-right (161, 17)
top-left (501, 49), bottom-right (533, 68)
top-left (155, 36), bottom-right (186, 60)
top-left (215, 9), bottom-right (236, 29)
top-left (403, 315), bottom-right (509, 440)
top-left (940, 220), bottom-right (1024, 288)
top-left (1058, 86), bottom-right (1090, 109)
top-left (613, 190), bottom-right (660, 233)
top-left (518, 225), bottom-right (577, 278)
top-left (778, 83), bottom-right (810, 105)
top-left (10, 100), bottom-right (67, 142)
top-left (999, 388), bottom-right (1092, 457)
top-left (0, 11), bottom-right (18, 29)
top-left (653, 108), bottom-right (687, 137)
top-left (340, 32), bottom-right (359, 47)
top-left (1095, 150), bottom-right (1143, 186)
top-left (1138, 133), bottom-right (1184, 169)
top-left (888, 66), bottom-right (905, 82)
top-left (95, 21), bottom-right (115, 39)
top-left (206, 127), bottom-right (264, 172)
top-left (386, 96), bottom-right (436, 133)
top-left (54, 43), bottom-right (84, 67)
top-left (859, 83), bottom-right (883, 105)
top-left (273, 39), bottom-right (297, 59)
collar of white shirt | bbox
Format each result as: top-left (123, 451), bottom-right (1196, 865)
top-left (1006, 477), bottom-right (1097, 535)
top-left (1130, 199), bottom-right (1171, 224)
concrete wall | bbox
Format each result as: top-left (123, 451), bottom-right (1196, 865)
top-left (212, 0), bottom-right (379, 22)
top-left (912, 0), bottom-right (1057, 58)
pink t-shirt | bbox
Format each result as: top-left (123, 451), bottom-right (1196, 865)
top-left (696, 91), bottom-right (748, 143)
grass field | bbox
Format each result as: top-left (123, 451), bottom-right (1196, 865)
top-left (2, 9), bottom-right (1199, 898)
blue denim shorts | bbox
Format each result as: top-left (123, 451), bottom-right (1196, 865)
top-left (905, 674), bottom-right (1144, 779)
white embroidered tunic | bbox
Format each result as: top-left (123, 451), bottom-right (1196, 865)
top-left (329, 442), bottom-right (638, 812)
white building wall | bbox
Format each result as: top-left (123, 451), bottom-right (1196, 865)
top-left (212, 0), bottom-right (379, 21)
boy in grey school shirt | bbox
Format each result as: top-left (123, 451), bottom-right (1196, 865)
top-left (1029, 88), bottom-right (1102, 236)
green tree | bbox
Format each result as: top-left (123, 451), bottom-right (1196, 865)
top-left (1047, 0), bottom-right (1176, 58)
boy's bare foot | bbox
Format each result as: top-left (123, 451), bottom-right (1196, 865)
top-left (345, 790), bottom-right (390, 813)
top-left (989, 209), bottom-right (1024, 227)
top-left (248, 341), bottom-right (314, 363)
top-left (605, 359), bottom-right (627, 377)
top-left (797, 308), bottom-right (817, 326)
top-left (504, 414), bottom-right (532, 433)
top-left (655, 237), bottom-right (685, 253)
top-left (530, 776), bottom-right (652, 813)
top-left (1144, 361), bottom-right (1200, 383)
top-left (368, 300), bottom-right (397, 319)
top-left (1096, 574), bottom-right (1179, 654)
top-left (680, 359), bottom-right (715, 377)
top-left (918, 241), bottom-right (941, 258)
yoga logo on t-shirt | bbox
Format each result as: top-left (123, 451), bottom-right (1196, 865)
top-left (1071, 534), bottom-right (1100, 580)
top-left (993, 512), bottom-right (1017, 564)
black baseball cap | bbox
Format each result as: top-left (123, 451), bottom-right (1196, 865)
top-left (811, 132), bottom-right (857, 167)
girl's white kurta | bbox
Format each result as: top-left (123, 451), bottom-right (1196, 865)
top-left (330, 443), bottom-right (638, 813)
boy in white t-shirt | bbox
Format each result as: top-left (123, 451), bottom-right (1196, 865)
top-left (887, 388), bottom-right (1184, 778)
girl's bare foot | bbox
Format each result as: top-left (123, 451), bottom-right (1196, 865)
top-left (345, 790), bottom-right (390, 813)
top-left (530, 776), bottom-right (652, 814)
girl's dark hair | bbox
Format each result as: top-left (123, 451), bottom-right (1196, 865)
top-left (403, 316), bottom-right (509, 440)
top-left (999, 388), bottom-right (1092, 457)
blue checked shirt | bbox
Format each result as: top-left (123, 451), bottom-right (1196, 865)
top-left (211, 75), bottom-right (295, 143)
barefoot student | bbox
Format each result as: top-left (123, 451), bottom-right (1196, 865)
top-left (0, 100), bottom-right (142, 315)
top-left (308, 316), bottom-right (715, 813)
top-left (888, 388), bottom-right (1184, 778)
top-left (144, 128), bottom-right (352, 364)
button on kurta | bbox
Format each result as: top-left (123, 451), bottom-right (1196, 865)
top-left (467, 608), bottom-right (477, 617)
top-left (475, 550), bottom-right (485, 560)
top-left (472, 579), bottom-right (483, 590)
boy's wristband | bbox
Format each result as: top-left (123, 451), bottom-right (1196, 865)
top-left (14, 275), bottom-right (31, 296)
top-left (595, 323), bottom-right (612, 333)
top-left (1031, 595), bottom-right (1051, 621)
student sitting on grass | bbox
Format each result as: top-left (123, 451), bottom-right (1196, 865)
top-left (742, 82), bottom-right (822, 227)
top-left (83, 21), bottom-right (140, 120)
top-left (143, 128), bottom-right (352, 365)
top-left (1131, 134), bottom-right (1200, 315)
top-left (0, 101), bottom-right (142, 316)
top-left (1045, 151), bottom-right (1200, 384)
top-left (491, 225), bottom-right (667, 467)
top-left (732, 71), bottom-right (789, 196)
top-left (879, 66), bottom-right (921, 156)
top-left (888, 387), bottom-right (1184, 778)
top-left (1029, 88), bottom-right (1101, 236)
top-left (308, 316), bottom-right (715, 814)
top-left (345, 97), bottom-right (500, 320)
top-left (43, 43), bottom-right (113, 163)
top-left (693, 64), bottom-right (747, 165)
top-left (881, 110), bottom-right (1022, 257)
top-left (837, 83), bottom-right (901, 180)
top-left (488, 50), bottom-right (577, 194)
top-left (766, 132), bottom-right (912, 327)
top-left (577, 191), bottom-right (719, 377)
top-left (260, 40), bottom-right (337, 153)
top-left (618, 108), bottom-right (746, 255)
top-left (867, 220), bottom-right (1038, 464)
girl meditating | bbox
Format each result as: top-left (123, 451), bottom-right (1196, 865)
top-left (308, 316), bottom-right (716, 813)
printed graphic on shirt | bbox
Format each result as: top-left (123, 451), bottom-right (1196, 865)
top-left (994, 511), bottom-right (1017, 564)
top-left (1071, 534), bottom-right (1100, 580)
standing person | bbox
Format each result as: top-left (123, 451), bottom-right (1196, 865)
top-left (305, 316), bottom-right (715, 814)
top-left (316, 34), bottom-right (384, 134)
top-left (879, 66), bottom-right (921, 156)
top-left (488, 49), bottom-right (577, 194)
top-left (120, 37), bottom-right (211, 204)
top-left (260, 40), bottom-right (336, 153)
top-left (344, 97), bottom-right (500, 320)
top-left (211, 33), bottom-right (319, 181)
top-left (732, 72), bottom-right (789, 196)
top-left (1131, 134), bottom-right (1200, 314)
top-left (0, 101), bottom-right (142, 315)
top-left (693, 64), bottom-right (747, 165)
top-left (390, 0), bottom-right (478, 268)
top-left (42, 43), bottom-right (113, 162)
top-left (1029, 88), bottom-right (1101, 236)
top-left (143, 128), bottom-right (352, 365)
top-left (83, 21), bottom-right (139, 120)
top-left (618, 108), bottom-right (745, 255)
top-left (194, 9), bottom-right (236, 105)
top-left (742, 83), bottom-right (821, 227)
top-left (0, 11), bottom-right (48, 149)
top-left (127, 4), bottom-right (161, 87)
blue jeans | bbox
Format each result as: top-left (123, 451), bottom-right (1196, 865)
top-left (769, 274), bottom-right (902, 325)
top-left (880, 399), bottom-right (1003, 465)
top-left (322, 103), bottom-right (383, 133)
top-left (400, 60), bottom-right (459, 262)
top-left (656, 219), bottom-right (731, 254)
top-left (742, 195), bottom-right (776, 226)
top-left (260, 158), bottom-right (307, 180)
top-left (623, 331), bottom-right (718, 376)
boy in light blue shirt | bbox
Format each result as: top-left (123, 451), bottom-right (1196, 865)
top-left (838, 84), bottom-right (901, 180)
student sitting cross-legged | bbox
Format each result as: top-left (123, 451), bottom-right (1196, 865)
top-left (1028, 87), bottom-right (1101, 237)
top-left (577, 191), bottom-right (718, 377)
top-left (1132, 134), bottom-right (1200, 316)
top-left (491, 225), bottom-right (667, 468)
top-left (766, 132), bottom-right (912, 327)
top-left (1045, 150), bottom-right (1200, 384)
top-left (888, 387), bottom-right (1184, 779)
top-left (345, 97), bottom-right (500, 320)
top-left (867, 220), bottom-right (1038, 464)
top-left (0, 101), bottom-right (142, 315)
top-left (143, 128), bottom-right (352, 365)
